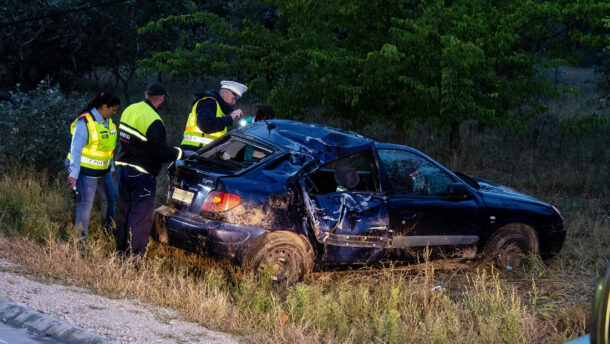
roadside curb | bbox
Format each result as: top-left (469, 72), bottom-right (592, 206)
top-left (0, 297), bottom-right (116, 344)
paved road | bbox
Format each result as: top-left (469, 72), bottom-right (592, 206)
top-left (0, 320), bottom-right (62, 343)
top-left (0, 298), bottom-right (112, 344)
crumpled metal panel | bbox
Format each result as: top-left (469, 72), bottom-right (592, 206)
top-left (299, 176), bottom-right (389, 241)
top-left (311, 192), bottom-right (389, 237)
top-left (238, 120), bottom-right (374, 165)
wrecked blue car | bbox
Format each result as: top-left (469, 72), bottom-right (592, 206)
top-left (153, 120), bottom-right (566, 283)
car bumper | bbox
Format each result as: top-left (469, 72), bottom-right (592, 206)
top-left (538, 223), bottom-right (567, 258)
top-left (152, 205), bottom-right (268, 262)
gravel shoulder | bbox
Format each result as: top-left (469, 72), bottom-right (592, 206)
top-left (0, 259), bottom-right (238, 344)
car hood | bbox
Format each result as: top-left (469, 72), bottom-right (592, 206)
top-left (468, 176), bottom-right (550, 207)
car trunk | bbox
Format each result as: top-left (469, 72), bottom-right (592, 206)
top-left (167, 162), bottom-right (231, 214)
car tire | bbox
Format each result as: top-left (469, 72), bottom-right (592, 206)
top-left (244, 231), bottom-right (314, 284)
top-left (485, 224), bottom-right (539, 270)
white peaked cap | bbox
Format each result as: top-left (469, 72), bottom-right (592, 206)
top-left (220, 80), bottom-right (248, 98)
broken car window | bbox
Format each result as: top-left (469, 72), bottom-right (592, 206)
top-left (307, 150), bottom-right (378, 193)
top-left (201, 137), bottom-right (274, 170)
top-left (377, 149), bottom-right (454, 196)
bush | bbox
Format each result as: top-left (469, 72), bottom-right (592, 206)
top-left (0, 79), bottom-right (86, 173)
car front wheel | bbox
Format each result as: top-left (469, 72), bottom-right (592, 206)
top-left (485, 224), bottom-right (539, 270)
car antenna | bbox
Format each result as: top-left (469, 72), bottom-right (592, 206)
top-left (264, 119), bottom-right (275, 134)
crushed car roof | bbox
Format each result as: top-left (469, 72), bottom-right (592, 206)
top-left (236, 120), bottom-right (375, 164)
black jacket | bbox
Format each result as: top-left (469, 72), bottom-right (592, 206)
top-left (116, 100), bottom-right (181, 176)
top-left (193, 91), bottom-right (234, 134)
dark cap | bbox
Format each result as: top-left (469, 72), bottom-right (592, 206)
top-left (146, 82), bottom-right (169, 96)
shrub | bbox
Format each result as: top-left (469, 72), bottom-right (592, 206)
top-left (0, 79), bottom-right (86, 173)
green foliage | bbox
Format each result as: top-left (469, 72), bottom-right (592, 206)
top-left (0, 79), bottom-right (85, 172)
top-left (0, 0), bottom-right (195, 95)
top-left (560, 115), bottom-right (608, 136)
top-left (139, 0), bottom-right (609, 145)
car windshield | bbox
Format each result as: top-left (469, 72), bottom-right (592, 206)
top-left (199, 136), bottom-right (275, 171)
top-left (454, 172), bottom-right (480, 189)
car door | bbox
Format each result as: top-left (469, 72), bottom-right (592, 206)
top-left (301, 149), bottom-right (392, 264)
top-left (376, 148), bottom-right (483, 258)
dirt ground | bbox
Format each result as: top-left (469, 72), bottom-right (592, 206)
top-left (0, 259), bottom-right (238, 344)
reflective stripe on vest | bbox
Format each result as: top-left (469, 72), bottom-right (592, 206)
top-left (181, 97), bottom-right (227, 148)
top-left (67, 113), bottom-right (116, 173)
top-left (115, 161), bottom-right (150, 174)
top-left (182, 135), bottom-right (214, 145)
top-left (119, 123), bottom-right (148, 142)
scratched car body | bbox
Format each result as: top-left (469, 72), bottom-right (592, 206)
top-left (153, 120), bottom-right (566, 282)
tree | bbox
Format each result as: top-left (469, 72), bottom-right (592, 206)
top-left (139, 0), bottom-right (609, 148)
top-left (0, 0), bottom-right (194, 99)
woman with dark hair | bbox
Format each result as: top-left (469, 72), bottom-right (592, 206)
top-left (66, 91), bottom-right (120, 236)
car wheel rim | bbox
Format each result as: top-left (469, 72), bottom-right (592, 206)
top-left (498, 242), bottom-right (523, 269)
top-left (264, 248), bottom-right (295, 281)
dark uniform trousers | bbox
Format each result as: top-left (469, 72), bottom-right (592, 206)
top-left (116, 166), bottom-right (156, 255)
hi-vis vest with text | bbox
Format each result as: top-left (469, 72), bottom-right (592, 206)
top-left (181, 97), bottom-right (226, 149)
top-left (67, 113), bottom-right (117, 177)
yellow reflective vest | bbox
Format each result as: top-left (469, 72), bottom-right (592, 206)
top-left (181, 97), bottom-right (226, 149)
top-left (67, 113), bottom-right (117, 177)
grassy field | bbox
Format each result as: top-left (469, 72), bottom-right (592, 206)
top-left (0, 68), bottom-right (608, 343)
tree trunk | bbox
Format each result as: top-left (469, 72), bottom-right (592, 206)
top-left (122, 82), bottom-right (130, 106)
top-left (449, 121), bottom-right (460, 152)
top-left (395, 119), bottom-right (406, 145)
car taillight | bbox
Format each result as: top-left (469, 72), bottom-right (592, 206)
top-left (201, 191), bottom-right (242, 212)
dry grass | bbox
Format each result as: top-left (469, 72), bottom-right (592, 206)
top-left (0, 67), bottom-right (608, 342)
top-left (0, 164), bottom-right (608, 343)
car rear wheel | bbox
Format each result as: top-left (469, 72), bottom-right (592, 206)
top-left (244, 231), bottom-right (314, 284)
top-left (485, 224), bottom-right (539, 270)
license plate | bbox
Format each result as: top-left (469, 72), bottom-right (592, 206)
top-left (171, 188), bottom-right (194, 205)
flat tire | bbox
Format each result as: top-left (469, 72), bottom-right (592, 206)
top-left (244, 231), bottom-right (314, 284)
top-left (485, 224), bottom-right (539, 270)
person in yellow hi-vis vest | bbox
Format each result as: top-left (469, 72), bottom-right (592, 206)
top-left (180, 80), bottom-right (248, 151)
top-left (115, 82), bottom-right (183, 256)
top-left (66, 91), bottom-right (120, 237)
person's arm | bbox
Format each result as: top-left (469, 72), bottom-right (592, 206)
top-left (67, 119), bottom-right (88, 186)
top-left (146, 120), bottom-right (183, 162)
top-left (196, 99), bottom-right (233, 134)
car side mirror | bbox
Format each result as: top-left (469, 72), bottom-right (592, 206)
top-left (448, 182), bottom-right (471, 201)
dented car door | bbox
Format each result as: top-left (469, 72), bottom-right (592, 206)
top-left (308, 191), bottom-right (391, 263)
top-left (300, 150), bottom-right (392, 264)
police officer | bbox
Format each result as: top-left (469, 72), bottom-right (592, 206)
top-left (67, 91), bottom-right (120, 236)
top-left (180, 80), bottom-right (248, 151)
top-left (115, 82), bottom-right (183, 255)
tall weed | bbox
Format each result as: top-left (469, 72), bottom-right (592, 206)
top-left (0, 67), bottom-right (608, 342)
